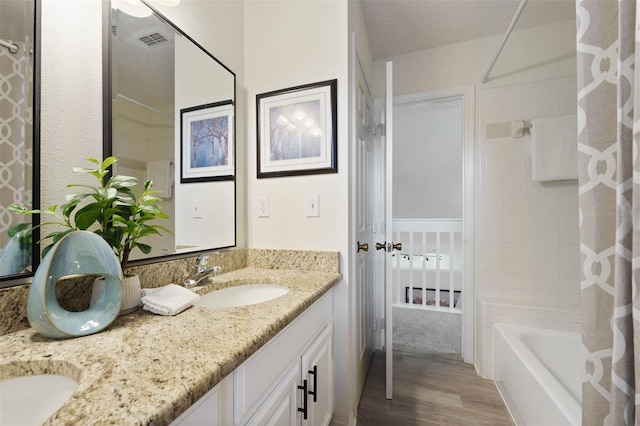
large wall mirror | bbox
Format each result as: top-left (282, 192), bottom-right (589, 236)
top-left (0, 0), bottom-right (40, 286)
top-left (106, 0), bottom-right (236, 264)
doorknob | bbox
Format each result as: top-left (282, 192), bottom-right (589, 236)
top-left (357, 242), bottom-right (369, 252)
top-left (375, 242), bottom-right (386, 251)
top-left (392, 242), bottom-right (402, 251)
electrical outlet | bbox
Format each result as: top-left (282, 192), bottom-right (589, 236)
top-left (257, 196), bottom-right (270, 218)
top-left (306, 195), bottom-right (319, 217)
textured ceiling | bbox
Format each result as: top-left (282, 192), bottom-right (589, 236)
top-left (112, 9), bottom-right (175, 109)
top-left (361, 0), bottom-right (576, 60)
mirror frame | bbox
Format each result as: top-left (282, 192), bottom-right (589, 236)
top-left (0, 0), bottom-right (41, 285)
top-left (102, 0), bottom-right (237, 268)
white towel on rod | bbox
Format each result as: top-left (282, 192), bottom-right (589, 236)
top-left (530, 114), bottom-right (578, 182)
top-left (146, 160), bottom-right (173, 198)
top-left (141, 284), bottom-right (200, 316)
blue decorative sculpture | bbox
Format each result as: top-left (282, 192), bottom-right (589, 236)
top-left (27, 231), bottom-right (123, 338)
top-left (0, 229), bottom-right (31, 276)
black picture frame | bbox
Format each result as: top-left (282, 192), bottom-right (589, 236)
top-left (180, 99), bottom-right (235, 183)
top-left (256, 79), bottom-right (337, 178)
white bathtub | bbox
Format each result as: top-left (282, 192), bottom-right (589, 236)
top-left (493, 324), bottom-right (581, 426)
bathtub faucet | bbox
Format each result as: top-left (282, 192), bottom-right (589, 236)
top-left (183, 254), bottom-right (221, 288)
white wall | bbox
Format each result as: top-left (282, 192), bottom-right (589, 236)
top-left (245, 2), bottom-right (348, 251)
top-left (372, 20), bottom-right (577, 97)
top-left (244, 0), bottom-right (352, 423)
top-left (41, 0), bottom-right (104, 212)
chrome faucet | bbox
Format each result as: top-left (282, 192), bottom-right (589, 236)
top-left (183, 255), bottom-right (221, 288)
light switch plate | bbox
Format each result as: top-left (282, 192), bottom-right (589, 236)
top-left (192, 199), bottom-right (202, 218)
top-left (257, 196), bottom-right (270, 218)
top-left (306, 195), bottom-right (319, 217)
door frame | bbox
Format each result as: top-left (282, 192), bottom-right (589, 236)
top-left (392, 86), bottom-right (475, 364)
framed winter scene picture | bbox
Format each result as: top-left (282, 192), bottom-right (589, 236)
top-left (181, 100), bottom-right (235, 183)
top-left (256, 79), bottom-right (337, 178)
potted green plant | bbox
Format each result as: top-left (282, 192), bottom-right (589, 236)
top-left (11, 156), bottom-right (171, 314)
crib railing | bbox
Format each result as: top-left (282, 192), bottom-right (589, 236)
top-left (392, 219), bottom-right (463, 313)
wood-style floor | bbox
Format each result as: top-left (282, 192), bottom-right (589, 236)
top-left (357, 351), bottom-right (514, 426)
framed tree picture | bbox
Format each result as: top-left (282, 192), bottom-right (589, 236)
top-left (181, 100), bottom-right (234, 183)
top-left (256, 79), bottom-right (337, 178)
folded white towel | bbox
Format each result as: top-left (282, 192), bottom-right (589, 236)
top-left (141, 284), bottom-right (200, 316)
top-left (146, 160), bottom-right (173, 199)
top-left (531, 114), bottom-right (578, 182)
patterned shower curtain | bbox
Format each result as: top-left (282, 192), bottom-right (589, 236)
top-left (578, 0), bottom-right (640, 424)
top-left (0, 38), bottom-right (32, 249)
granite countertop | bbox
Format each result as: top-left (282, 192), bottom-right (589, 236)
top-left (0, 266), bottom-right (341, 425)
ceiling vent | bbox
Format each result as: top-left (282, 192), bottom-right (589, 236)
top-left (138, 32), bottom-right (170, 48)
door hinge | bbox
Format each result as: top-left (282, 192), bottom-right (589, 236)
top-left (377, 123), bottom-right (386, 136)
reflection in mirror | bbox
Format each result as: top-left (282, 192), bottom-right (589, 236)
top-left (0, 0), bottom-right (39, 285)
top-left (108, 0), bottom-right (235, 264)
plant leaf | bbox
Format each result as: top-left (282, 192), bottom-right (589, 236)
top-left (8, 222), bottom-right (31, 237)
top-left (41, 244), bottom-right (54, 259)
top-left (136, 243), bottom-right (152, 254)
top-left (102, 157), bottom-right (117, 169)
top-left (75, 206), bottom-right (101, 230)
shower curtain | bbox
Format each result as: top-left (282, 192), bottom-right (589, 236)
top-left (0, 38), bottom-right (32, 249)
top-left (578, 0), bottom-right (640, 424)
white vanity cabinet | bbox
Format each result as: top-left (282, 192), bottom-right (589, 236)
top-left (171, 291), bottom-right (333, 426)
top-left (171, 374), bottom-right (234, 425)
top-left (245, 323), bottom-right (333, 426)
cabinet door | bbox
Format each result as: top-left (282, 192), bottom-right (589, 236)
top-left (245, 363), bottom-right (301, 426)
top-left (301, 325), bottom-right (333, 426)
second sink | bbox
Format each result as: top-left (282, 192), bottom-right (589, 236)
top-left (0, 374), bottom-right (78, 425)
top-left (195, 284), bottom-right (290, 308)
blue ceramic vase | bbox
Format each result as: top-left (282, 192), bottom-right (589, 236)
top-left (0, 229), bottom-right (31, 275)
top-left (27, 231), bottom-right (123, 338)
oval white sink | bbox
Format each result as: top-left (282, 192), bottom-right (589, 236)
top-left (0, 374), bottom-right (78, 424)
top-left (195, 284), bottom-right (290, 308)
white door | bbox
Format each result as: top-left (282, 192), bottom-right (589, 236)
top-left (383, 61), bottom-right (394, 400)
top-left (354, 49), bottom-right (376, 403)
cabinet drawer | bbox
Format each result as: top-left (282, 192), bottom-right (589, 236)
top-left (234, 292), bottom-right (332, 424)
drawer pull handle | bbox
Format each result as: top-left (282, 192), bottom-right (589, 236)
top-left (308, 365), bottom-right (318, 402)
top-left (298, 379), bottom-right (308, 420)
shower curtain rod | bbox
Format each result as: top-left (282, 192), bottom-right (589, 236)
top-left (0, 39), bottom-right (19, 54)
top-left (114, 93), bottom-right (174, 120)
top-left (480, 0), bottom-right (528, 84)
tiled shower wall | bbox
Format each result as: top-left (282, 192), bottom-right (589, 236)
top-left (475, 76), bottom-right (581, 377)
